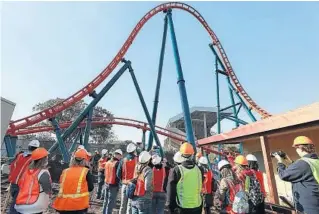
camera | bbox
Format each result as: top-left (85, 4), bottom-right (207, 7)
top-left (270, 151), bottom-right (287, 158)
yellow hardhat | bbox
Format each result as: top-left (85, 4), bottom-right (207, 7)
top-left (293, 136), bottom-right (313, 147)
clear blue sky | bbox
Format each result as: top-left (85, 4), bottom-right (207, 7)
top-left (2, 1), bottom-right (319, 143)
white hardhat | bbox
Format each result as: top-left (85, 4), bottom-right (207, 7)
top-left (101, 149), bottom-right (108, 155)
top-left (1, 164), bottom-right (10, 175)
top-left (114, 149), bottom-right (123, 156)
top-left (246, 154), bottom-right (257, 162)
top-left (28, 140), bottom-right (40, 148)
top-left (78, 145), bottom-right (85, 150)
top-left (152, 155), bottom-right (162, 165)
top-left (139, 151), bottom-right (151, 164)
top-left (198, 156), bottom-right (208, 165)
top-left (218, 160), bottom-right (231, 171)
top-left (173, 151), bottom-right (185, 164)
top-left (127, 143), bottom-right (137, 153)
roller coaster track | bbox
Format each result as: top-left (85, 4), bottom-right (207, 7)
top-left (6, 2), bottom-right (271, 135)
top-left (10, 117), bottom-right (223, 155)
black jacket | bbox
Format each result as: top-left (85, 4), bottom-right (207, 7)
top-left (277, 153), bottom-right (319, 214)
top-left (166, 160), bottom-right (204, 212)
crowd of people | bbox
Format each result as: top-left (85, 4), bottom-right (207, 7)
top-left (5, 136), bottom-right (319, 214)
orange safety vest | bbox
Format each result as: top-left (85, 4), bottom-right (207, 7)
top-left (254, 170), bottom-right (266, 196)
top-left (52, 166), bottom-right (89, 211)
top-left (122, 157), bottom-right (137, 184)
top-left (98, 158), bottom-right (108, 171)
top-left (105, 160), bottom-right (118, 184)
top-left (202, 170), bottom-right (213, 194)
top-left (134, 173), bottom-right (145, 197)
top-left (16, 169), bottom-right (41, 205)
top-left (9, 153), bottom-right (33, 184)
top-left (153, 167), bottom-right (166, 193)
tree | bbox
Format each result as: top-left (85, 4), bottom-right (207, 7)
top-left (29, 98), bottom-right (115, 144)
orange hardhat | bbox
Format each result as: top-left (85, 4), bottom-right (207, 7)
top-left (31, 148), bottom-right (49, 161)
top-left (234, 155), bottom-right (248, 166)
top-left (75, 149), bottom-right (88, 160)
top-left (179, 142), bottom-right (195, 156)
top-left (196, 152), bottom-right (202, 158)
top-left (293, 136), bottom-right (314, 147)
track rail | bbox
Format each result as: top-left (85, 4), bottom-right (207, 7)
top-left (11, 117), bottom-right (224, 155)
top-left (7, 2), bottom-right (270, 135)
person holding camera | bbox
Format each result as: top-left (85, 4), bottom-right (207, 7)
top-left (274, 136), bottom-right (319, 214)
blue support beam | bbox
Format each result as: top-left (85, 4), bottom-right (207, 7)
top-left (125, 61), bottom-right (164, 158)
top-left (4, 135), bottom-right (16, 158)
top-left (68, 129), bottom-right (82, 154)
top-left (48, 61), bottom-right (130, 153)
top-left (49, 118), bottom-right (70, 162)
top-left (167, 9), bottom-right (196, 151)
top-left (83, 108), bottom-right (93, 151)
top-left (225, 115), bottom-right (248, 125)
top-left (209, 44), bottom-right (256, 123)
top-left (142, 130), bottom-right (146, 150)
top-left (148, 14), bottom-right (168, 151)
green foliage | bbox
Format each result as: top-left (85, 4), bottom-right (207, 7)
top-left (30, 98), bottom-right (115, 144)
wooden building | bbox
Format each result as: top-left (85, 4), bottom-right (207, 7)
top-left (198, 102), bottom-right (319, 205)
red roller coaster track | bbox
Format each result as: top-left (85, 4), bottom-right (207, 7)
top-left (11, 117), bottom-right (223, 155)
top-left (6, 2), bottom-right (271, 135)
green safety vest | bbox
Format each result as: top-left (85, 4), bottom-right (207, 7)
top-left (301, 157), bottom-right (319, 184)
top-left (176, 165), bottom-right (202, 209)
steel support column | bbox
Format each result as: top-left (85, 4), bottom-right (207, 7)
top-left (49, 118), bottom-right (70, 162)
top-left (4, 135), bottom-right (16, 158)
top-left (148, 14), bottom-right (168, 151)
top-left (68, 129), bottom-right (82, 154)
top-left (83, 108), bottom-right (93, 151)
top-left (167, 9), bottom-right (196, 151)
top-left (49, 61), bottom-right (130, 153)
top-left (142, 130), bottom-right (146, 149)
top-left (126, 62), bottom-right (164, 158)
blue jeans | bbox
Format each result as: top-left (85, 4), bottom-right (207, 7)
top-left (152, 192), bottom-right (166, 214)
top-left (103, 184), bottom-right (119, 214)
top-left (131, 198), bottom-right (152, 214)
top-left (97, 171), bottom-right (105, 199)
top-left (9, 184), bottom-right (19, 214)
top-left (119, 184), bottom-right (132, 214)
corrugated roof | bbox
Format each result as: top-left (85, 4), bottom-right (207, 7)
top-left (198, 102), bottom-right (319, 145)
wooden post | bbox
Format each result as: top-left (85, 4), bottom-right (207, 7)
top-left (260, 135), bottom-right (279, 204)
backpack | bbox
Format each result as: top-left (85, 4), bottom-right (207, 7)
top-left (126, 178), bottom-right (137, 199)
top-left (245, 175), bottom-right (264, 206)
top-left (225, 179), bottom-right (249, 214)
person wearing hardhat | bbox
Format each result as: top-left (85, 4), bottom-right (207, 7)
top-left (15, 147), bottom-right (52, 214)
top-left (198, 156), bottom-right (215, 214)
top-left (167, 142), bottom-right (203, 214)
top-left (117, 142), bottom-right (138, 214)
top-left (8, 139), bottom-right (40, 214)
top-left (97, 149), bottom-right (109, 200)
top-left (213, 160), bottom-right (239, 213)
top-left (173, 151), bottom-right (184, 165)
top-left (246, 154), bottom-right (266, 214)
top-left (93, 150), bottom-right (101, 172)
top-left (131, 151), bottom-right (153, 214)
top-left (233, 155), bottom-right (263, 213)
top-left (196, 152), bottom-right (202, 164)
top-left (275, 136), bottom-right (319, 214)
top-left (150, 154), bottom-right (169, 214)
top-left (102, 149), bottom-right (123, 214)
top-left (53, 149), bottom-right (94, 213)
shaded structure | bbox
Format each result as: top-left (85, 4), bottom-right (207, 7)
top-left (164, 106), bottom-right (232, 151)
top-left (198, 102), bottom-right (319, 206)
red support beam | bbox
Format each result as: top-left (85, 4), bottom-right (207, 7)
top-left (260, 135), bottom-right (279, 204)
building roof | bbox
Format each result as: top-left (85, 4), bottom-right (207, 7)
top-left (167, 106), bottom-right (232, 126)
top-left (198, 102), bottom-right (319, 145)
